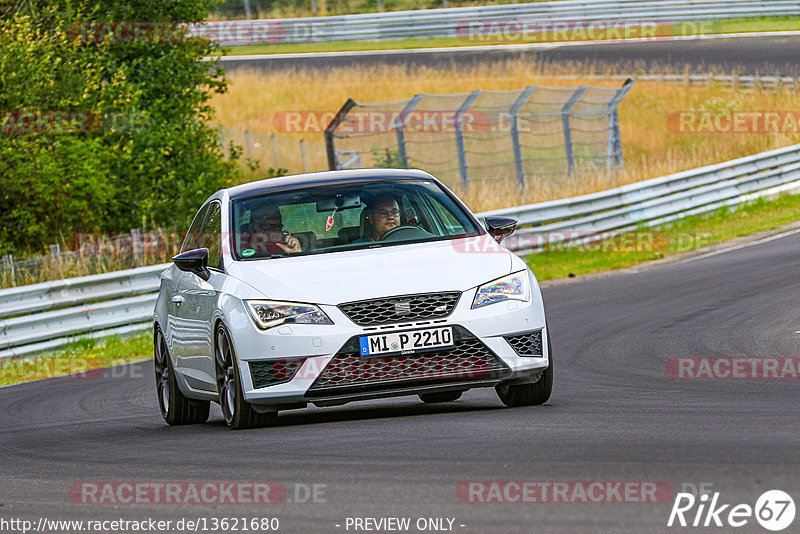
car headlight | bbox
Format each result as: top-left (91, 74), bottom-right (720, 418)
top-left (245, 300), bottom-right (333, 329)
top-left (471, 271), bottom-right (530, 309)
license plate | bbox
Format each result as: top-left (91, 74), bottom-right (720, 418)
top-left (359, 326), bottom-right (453, 356)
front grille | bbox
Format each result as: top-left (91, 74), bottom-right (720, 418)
top-left (338, 292), bottom-right (460, 326)
top-left (249, 358), bottom-right (305, 388)
top-left (307, 327), bottom-right (510, 397)
top-left (504, 330), bottom-right (543, 356)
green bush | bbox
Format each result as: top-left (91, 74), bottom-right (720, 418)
top-left (0, 1), bottom-right (240, 254)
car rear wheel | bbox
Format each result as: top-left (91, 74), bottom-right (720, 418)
top-left (215, 325), bottom-right (278, 430)
top-left (419, 391), bottom-right (463, 403)
top-left (154, 327), bottom-right (210, 425)
top-left (495, 330), bottom-right (553, 407)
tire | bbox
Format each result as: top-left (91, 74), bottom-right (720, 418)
top-left (419, 391), bottom-right (463, 403)
top-left (154, 327), bottom-right (210, 425)
top-left (496, 329), bottom-right (553, 407)
top-left (215, 325), bottom-right (278, 430)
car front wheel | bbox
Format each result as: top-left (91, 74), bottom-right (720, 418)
top-left (215, 325), bottom-right (278, 430)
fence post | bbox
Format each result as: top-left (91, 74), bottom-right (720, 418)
top-left (271, 134), bottom-right (279, 168)
top-left (130, 228), bottom-right (141, 267)
top-left (395, 94), bottom-right (425, 169)
top-left (562, 86), bottom-right (587, 176)
top-left (2, 254), bottom-right (14, 286)
top-left (508, 86), bottom-right (536, 188)
top-left (606, 79), bottom-right (634, 171)
top-left (455, 90), bottom-right (482, 188)
top-left (243, 0), bottom-right (252, 19)
top-left (325, 98), bottom-right (358, 170)
top-left (300, 140), bottom-right (307, 173)
top-left (244, 130), bottom-right (252, 159)
top-left (49, 244), bottom-right (60, 260)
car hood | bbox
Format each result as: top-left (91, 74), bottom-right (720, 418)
top-left (226, 236), bottom-right (513, 304)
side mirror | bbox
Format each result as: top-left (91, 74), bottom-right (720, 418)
top-left (173, 248), bottom-right (210, 280)
top-left (484, 216), bottom-right (517, 244)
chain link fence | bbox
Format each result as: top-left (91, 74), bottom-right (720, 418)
top-left (219, 126), bottom-right (329, 175)
top-left (325, 80), bottom-right (633, 190)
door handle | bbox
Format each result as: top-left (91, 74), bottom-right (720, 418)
top-left (171, 295), bottom-right (185, 306)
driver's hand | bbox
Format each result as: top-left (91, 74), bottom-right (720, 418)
top-left (276, 233), bottom-right (302, 254)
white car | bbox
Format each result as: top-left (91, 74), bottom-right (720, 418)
top-left (153, 169), bottom-right (552, 429)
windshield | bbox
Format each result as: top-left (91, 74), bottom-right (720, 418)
top-left (230, 179), bottom-right (481, 260)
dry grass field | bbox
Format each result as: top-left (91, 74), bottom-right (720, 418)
top-left (211, 59), bottom-right (800, 211)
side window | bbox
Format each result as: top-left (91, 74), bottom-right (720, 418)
top-left (202, 202), bottom-right (223, 270)
top-left (428, 197), bottom-right (464, 235)
top-left (181, 205), bottom-right (209, 253)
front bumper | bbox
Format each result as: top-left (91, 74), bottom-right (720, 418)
top-left (232, 283), bottom-right (549, 408)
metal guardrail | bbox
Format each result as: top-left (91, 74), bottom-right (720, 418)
top-left (0, 265), bottom-right (168, 359)
top-left (481, 143), bottom-right (800, 254)
top-left (2, 142), bottom-right (800, 359)
top-left (192, 0), bottom-right (800, 45)
top-left (553, 73), bottom-right (800, 88)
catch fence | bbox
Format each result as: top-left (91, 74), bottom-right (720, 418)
top-left (325, 80), bottom-right (633, 190)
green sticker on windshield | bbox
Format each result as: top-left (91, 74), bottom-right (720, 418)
top-left (242, 248), bottom-right (255, 257)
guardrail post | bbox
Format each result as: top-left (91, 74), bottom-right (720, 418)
top-left (300, 140), bottom-right (307, 173)
top-left (509, 86), bottom-right (536, 188)
top-left (395, 94), bottom-right (425, 169)
top-left (325, 98), bottom-right (358, 170)
top-left (562, 86), bottom-right (587, 176)
top-left (606, 79), bottom-right (635, 171)
top-left (455, 90), bottom-right (482, 188)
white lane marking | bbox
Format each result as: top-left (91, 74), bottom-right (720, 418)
top-left (214, 30), bottom-right (800, 61)
top-left (676, 227), bottom-right (800, 265)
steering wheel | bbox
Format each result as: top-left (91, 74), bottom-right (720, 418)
top-left (380, 225), bottom-right (433, 242)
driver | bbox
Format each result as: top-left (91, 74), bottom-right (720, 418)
top-left (355, 195), bottom-right (400, 242)
top-left (248, 204), bottom-right (302, 253)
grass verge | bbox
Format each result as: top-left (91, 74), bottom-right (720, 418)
top-left (221, 16), bottom-right (800, 56)
top-left (0, 333), bottom-right (152, 387)
top-left (527, 192), bottom-right (800, 280)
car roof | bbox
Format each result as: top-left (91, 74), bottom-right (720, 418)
top-left (226, 168), bottom-right (437, 201)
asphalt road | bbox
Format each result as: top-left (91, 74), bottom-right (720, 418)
top-left (219, 35), bottom-right (800, 74)
top-left (2, 230), bottom-right (799, 533)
